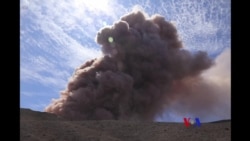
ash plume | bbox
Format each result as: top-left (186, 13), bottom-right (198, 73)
top-left (160, 48), bottom-right (230, 121)
top-left (45, 10), bottom-right (216, 121)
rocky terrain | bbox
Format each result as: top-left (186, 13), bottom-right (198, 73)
top-left (20, 108), bottom-right (231, 141)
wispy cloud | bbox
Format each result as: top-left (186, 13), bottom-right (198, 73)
top-left (125, 0), bottom-right (230, 54)
top-left (159, 0), bottom-right (231, 53)
top-left (20, 0), bottom-right (126, 111)
top-left (21, 91), bottom-right (36, 97)
top-left (29, 103), bottom-right (49, 111)
top-left (20, 0), bottom-right (123, 90)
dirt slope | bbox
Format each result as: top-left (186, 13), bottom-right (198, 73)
top-left (20, 108), bottom-right (231, 141)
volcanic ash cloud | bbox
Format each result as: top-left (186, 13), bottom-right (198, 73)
top-left (45, 11), bottom-right (215, 121)
top-left (161, 48), bottom-right (231, 121)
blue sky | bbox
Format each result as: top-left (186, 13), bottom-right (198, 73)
top-left (20, 0), bottom-right (230, 122)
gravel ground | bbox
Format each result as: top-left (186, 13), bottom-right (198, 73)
top-left (20, 108), bottom-right (231, 141)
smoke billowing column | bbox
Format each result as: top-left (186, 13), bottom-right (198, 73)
top-left (45, 10), bottom-right (214, 121)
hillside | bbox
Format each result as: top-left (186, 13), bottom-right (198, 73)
top-left (20, 108), bottom-right (231, 141)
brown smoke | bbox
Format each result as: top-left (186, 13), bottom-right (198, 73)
top-left (45, 11), bottom-right (216, 121)
top-left (161, 48), bottom-right (230, 121)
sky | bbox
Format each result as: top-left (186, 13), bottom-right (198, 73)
top-left (20, 0), bottom-right (230, 122)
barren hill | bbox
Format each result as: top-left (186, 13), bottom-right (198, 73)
top-left (20, 108), bottom-right (230, 141)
